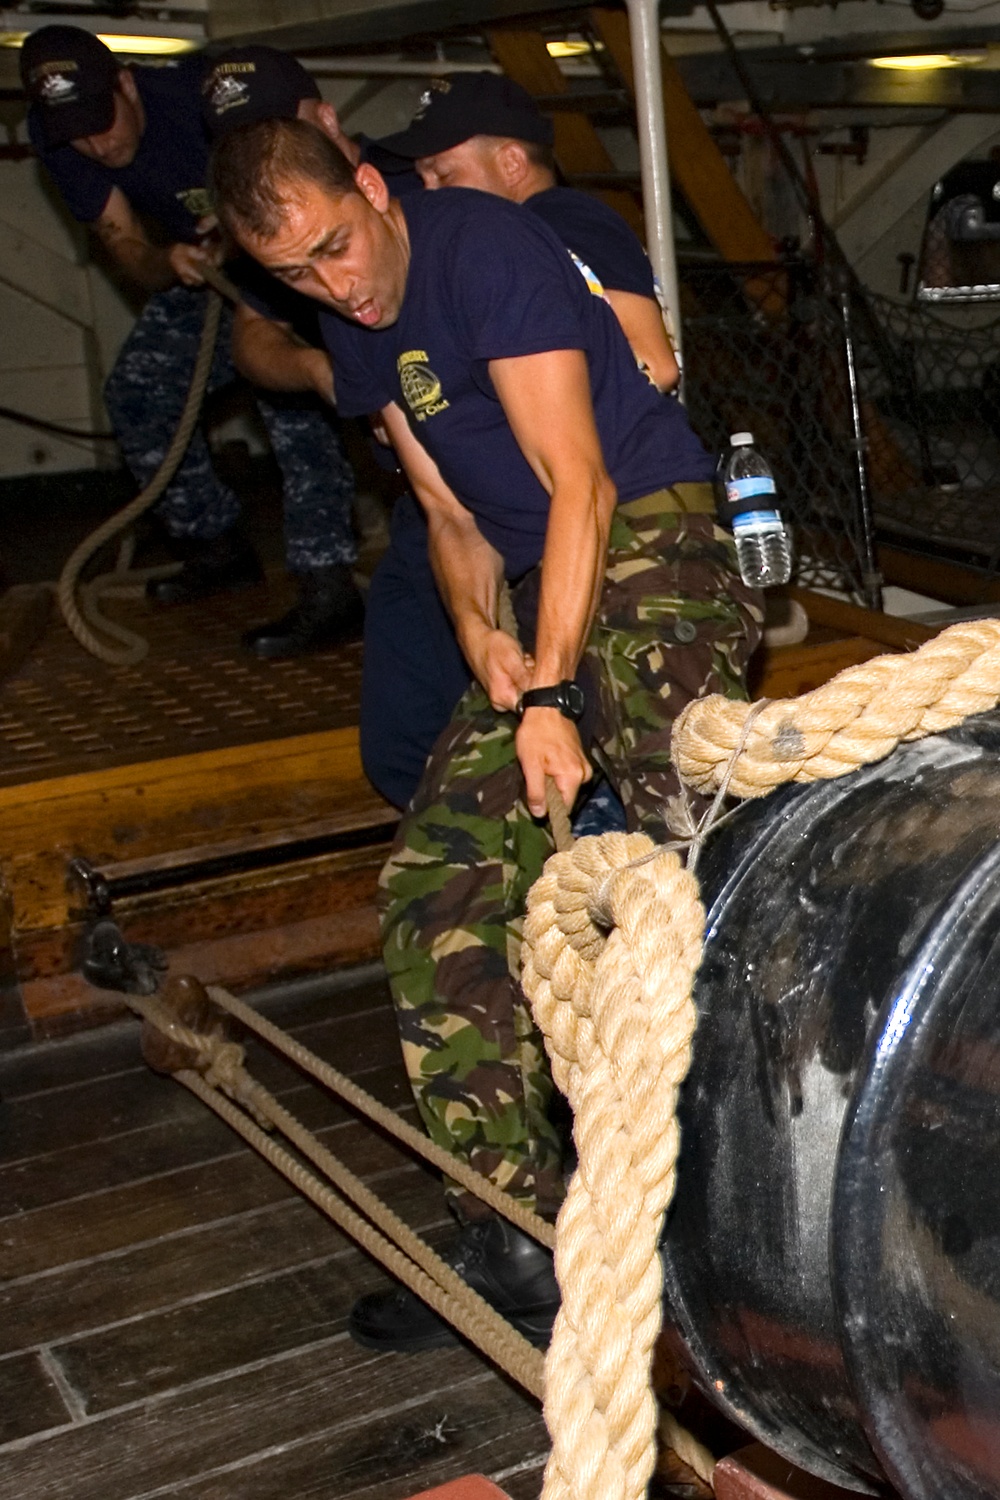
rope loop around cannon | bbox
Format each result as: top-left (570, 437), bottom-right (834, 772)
top-left (671, 617), bottom-right (1000, 799)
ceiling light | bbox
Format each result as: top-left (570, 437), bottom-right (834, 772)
top-left (0, 30), bottom-right (196, 54)
top-left (98, 34), bottom-right (196, 55)
top-left (546, 40), bottom-right (593, 58)
top-left (869, 53), bottom-right (968, 69)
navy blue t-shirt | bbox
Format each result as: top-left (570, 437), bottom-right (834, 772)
top-left (323, 190), bottom-right (710, 578)
top-left (526, 186), bottom-right (656, 299)
top-left (29, 56), bottom-right (211, 243)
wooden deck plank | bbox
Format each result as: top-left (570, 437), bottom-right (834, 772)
top-left (0, 1340), bottom-right (501, 1500)
top-left (0, 1001), bottom-right (402, 1167)
top-left (492, 1466), bottom-right (545, 1500)
top-left (0, 1124), bottom-right (426, 1355)
top-left (174, 1378), bottom-right (547, 1500)
top-left (0, 1019), bottom-right (153, 1098)
top-left (0, 967), bottom-right (390, 1098)
top-left (0, 1351), bottom-right (71, 1443)
top-left (50, 1167), bottom-right (447, 1415)
top-left (0, 1066), bottom-right (411, 1217)
top-left (0, 963), bottom-right (558, 1500)
top-left (0, 1068), bottom-right (414, 1279)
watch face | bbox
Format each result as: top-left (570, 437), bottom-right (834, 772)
top-left (562, 682), bottom-right (585, 721)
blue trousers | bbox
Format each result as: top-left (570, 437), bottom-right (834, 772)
top-left (103, 284), bottom-right (356, 572)
top-left (361, 493), bottom-right (470, 809)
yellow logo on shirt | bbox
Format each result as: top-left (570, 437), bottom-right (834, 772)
top-left (397, 349), bottom-right (450, 421)
top-left (176, 187), bottom-right (214, 220)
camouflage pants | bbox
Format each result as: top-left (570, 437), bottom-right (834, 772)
top-left (104, 284), bottom-right (357, 570)
top-left (379, 490), bottom-right (764, 1220)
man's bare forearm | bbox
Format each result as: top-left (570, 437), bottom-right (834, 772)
top-left (231, 308), bottom-right (335, 399)
top-left (426, 507), bottom-right (504, 662)
top-left (530, 473), bottom-right (616, 688)
top-left (95, 216), bottom-right (175, 292)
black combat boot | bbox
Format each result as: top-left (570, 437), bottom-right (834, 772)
top-left (241, 564), bottom-right (364, 659)
top-left (348, 1215), bottom-right (560, 1354)
top-left (147, 528), bottom-right (263, 605)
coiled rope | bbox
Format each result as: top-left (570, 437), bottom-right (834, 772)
top-left (56, 267), bottom-right (243, 665)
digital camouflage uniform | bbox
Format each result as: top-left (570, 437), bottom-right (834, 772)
top-left (104, 283), bottom-right (357, 571)
top-left (380, 488), bottom-right (765, 1221)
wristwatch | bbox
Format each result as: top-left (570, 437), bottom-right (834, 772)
top-left (519, 680), bottom-right (585, 722)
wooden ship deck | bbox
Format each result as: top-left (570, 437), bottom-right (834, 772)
top-left (0, 541), bottom-right (942, 1500)
top-left (0, 965), bottom-right (561, 1500)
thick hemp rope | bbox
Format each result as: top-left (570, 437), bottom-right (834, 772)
top-left (522, 834), bottom-right (709, 1500)
top-left (672, 617), bottom-right (1000, 799)
top-left (496, 580), bottom-right (714, 1492)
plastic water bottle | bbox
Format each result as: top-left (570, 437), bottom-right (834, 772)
top-left (717, 432), bottom-right (792, 589)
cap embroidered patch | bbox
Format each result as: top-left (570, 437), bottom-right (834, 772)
top-left (415, 77), bottom-right (451, 117)
top-left (37, 71), bottom-right (78, 104)
top-left (207, 75), bottom-right (250, 114)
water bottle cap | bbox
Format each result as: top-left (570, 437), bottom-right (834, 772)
top-left (730, 431), bottom-right (754, 446)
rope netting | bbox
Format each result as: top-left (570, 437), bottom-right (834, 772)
top-left (681, 259), bottom-right (1000, 594)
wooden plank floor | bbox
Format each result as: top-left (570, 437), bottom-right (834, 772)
top-left (0, 964), bottom-right (553, 1500)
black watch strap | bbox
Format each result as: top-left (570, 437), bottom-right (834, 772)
top-left (519, 680), bottom-right (585, 722)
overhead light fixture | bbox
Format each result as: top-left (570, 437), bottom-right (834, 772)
top-left (0, 30), bottom-right (197, 54)
top-left (546, 40), bottom-right (593, 58)
top-left (97, 34), bottom-right (196, 55)
top-left (869, 53), bottom-right (969, 69)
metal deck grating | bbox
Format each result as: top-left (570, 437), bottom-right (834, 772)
top-left (0, 577), bottom-right (364, 787)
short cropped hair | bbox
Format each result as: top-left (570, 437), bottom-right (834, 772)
top-left (477, 134), bottom-right (554, 174)
top-left (522, 139), bottom-right (555, 172)
top-left (210, 116), bottom-right (358, 240)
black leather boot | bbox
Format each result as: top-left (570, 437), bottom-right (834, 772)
top-left (241, 565), bottom-right (364, 659)
top-left (348, 1215), bottom-right (560, 1354)
top-left (147, 528), bottom-right (263, 605)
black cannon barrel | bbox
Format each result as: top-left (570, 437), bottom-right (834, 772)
top-left (661, 710), bottom-right (1000, 1499)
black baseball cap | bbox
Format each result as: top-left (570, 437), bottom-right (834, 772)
top-left (202, 46), bottom-right (320, 139)
top-left (20, 26), bottom-right (120, 148)
top-left (375, 71), bottom-right (553, 160)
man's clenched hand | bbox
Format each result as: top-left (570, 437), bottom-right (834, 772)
top-left (516, 707), bottom-right (591, 818)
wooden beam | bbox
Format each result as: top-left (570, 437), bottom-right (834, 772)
top-left (879, 544), bottom-right (1000, 608)
top-left (589, 7), bottom-right (776, 265)
top-left (751, 635), bottom-right (884, 701)
top-left (0, 862), bottom-right (30, 1047)
top-left (0, 725), bottom-right (393, 935)
top-left (484, 26), bottom-right (645, 240)
top-left (714, 1441), bottom-right (867, 1499)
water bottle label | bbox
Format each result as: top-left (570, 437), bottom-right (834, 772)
top-left (733, 510), bottom-right (783, 536)
top-left (726, 477), bottom-right (776, 503)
